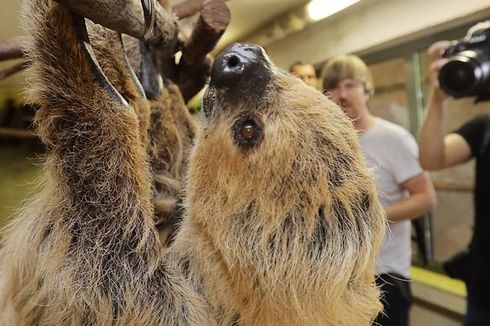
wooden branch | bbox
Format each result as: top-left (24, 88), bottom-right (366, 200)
top-left (0, 127), bottom-right (37, 139)
top-left (54, 0), bottom-right (179, 54)
top-left (0, 60), bottom-right (29, 81)
top-left (174, 0), bottom-right (229, 101)
top-left (180, 0), bottom-right (230, 66)
top-left (0, 36), bottom-right (29, 61)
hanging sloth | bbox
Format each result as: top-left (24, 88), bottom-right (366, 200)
top-left (0, 0), bottom-right (386, 325)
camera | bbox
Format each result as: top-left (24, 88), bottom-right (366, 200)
top-left (438, 21), bottom-right (490, 102)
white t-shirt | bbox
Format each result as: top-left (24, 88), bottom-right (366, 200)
top-left (359, 117), bottom-right (422, 278)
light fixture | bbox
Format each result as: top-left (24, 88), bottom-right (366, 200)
top-left (306, 0), bottom-right (361, 22)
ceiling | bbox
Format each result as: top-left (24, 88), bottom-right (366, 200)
top-left (209, 0), bottom-right (310, 49)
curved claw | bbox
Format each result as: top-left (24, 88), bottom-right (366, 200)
top-left (72, 14), bottom-right (128, 108)
top-left (118, 33), bottom-right (146, 99)
top-left (141, 0), bottom-right (156, 42)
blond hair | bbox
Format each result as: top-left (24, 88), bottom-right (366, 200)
top-left (321, 54), bottom-right (374, 97)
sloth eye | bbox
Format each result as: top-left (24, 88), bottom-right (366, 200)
top-left (241, 124), bottom-right (256, 139)
top-left (232, 115), bottom-right (264, 149)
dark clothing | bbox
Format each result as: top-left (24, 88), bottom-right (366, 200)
top-left (454, 114), bottom-right (490, 310)
top-left (374, 274), bottom-right (412, 326)
top-left (464, 297), bottom-right (490, 326)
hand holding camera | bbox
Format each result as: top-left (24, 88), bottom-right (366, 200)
top-left (436, 21), bottom-right (490, 102)
top-left (427, 40), bottom-right (452, 103)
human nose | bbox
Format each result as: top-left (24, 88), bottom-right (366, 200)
top-left (332, 86), bottom-right (347, 102)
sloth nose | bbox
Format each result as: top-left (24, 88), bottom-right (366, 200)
top-left (210, 43), bottom-right (271, 88)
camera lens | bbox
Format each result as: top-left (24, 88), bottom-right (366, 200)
top-left (438, 50), bottom-right (490, 98)
top-left (439, 60), bottom-right (476, 94)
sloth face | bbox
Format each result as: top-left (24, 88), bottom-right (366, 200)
top-left (190, 47), bottom-right (384, 319)
top-left (194, 44), bottom-right (374, 230)
top-left (202, 44), bottom-right (273, 152)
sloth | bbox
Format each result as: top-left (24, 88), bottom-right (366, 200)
top-left (170, 43), bottom-right (386, 325)
top-left (0, 1), bottom-right (211, 324)
top-left (0, 0), bottom-right (385, 325)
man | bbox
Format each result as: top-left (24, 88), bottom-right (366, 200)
top-left (322, 54), bottom-right (437, 326)
top-left (419, 37), bottom-right (490, 326)
top-left (289, 61), bottom-right (319, 89)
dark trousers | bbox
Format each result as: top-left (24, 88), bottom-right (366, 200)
top-left (373, 273), bottom-right (412, 326)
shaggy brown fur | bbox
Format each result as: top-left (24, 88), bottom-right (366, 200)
top-left (0, 0), bottom-right (385, 325)
top-left (147, 82), bottom-right (196, 244)
top-left (90, 28), bottom-right (196, 244)
top-left (0, 1), bottom-right (213, 324)
top-left (116, 37), bottom-right (197, 244)
top-left (87, 25), bottom-right (151, 147)
top-left (170, 48), bottom-right (386, 325)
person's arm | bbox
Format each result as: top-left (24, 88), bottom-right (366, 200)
top-left (385, 171), bottom-right (437, 222)
top-left (419, 87), bottom-right (472, 170)
top-left (418, 41), bottom-right (473, 170)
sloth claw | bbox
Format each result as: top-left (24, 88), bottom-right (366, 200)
top-left (141, 0), bottom-right (156, 42)
top-left (72, 13), bottom-right (129, 108)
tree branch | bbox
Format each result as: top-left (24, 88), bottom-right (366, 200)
top-left (172, 0), bottom-right (229, 20)
top-left (0, 60), bottom-right (30, 81)
top-left (175, 0), bottom-right (230, 102)
top-left (54, 0), bottom-right (179, 55)
top-left (180, 0), bottom-right (230, 66)
top-left (0, 36), bottom-right (29, 61)
top-left (0, 127), bottom-right (37, 139)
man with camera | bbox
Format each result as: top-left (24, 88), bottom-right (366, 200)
top-left (419, 21), bottom-right (490, 326)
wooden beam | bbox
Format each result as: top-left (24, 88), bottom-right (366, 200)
top-left (177, 55), bottom-right (212, 103)
top-left (54, 0), bottom-right (179, 54)
top-left (0, 36), bottom-right (29, 61)
top-left (0, 60), bottom-right (29, 81)
top-left (0, 128), bottom-right (37, 139)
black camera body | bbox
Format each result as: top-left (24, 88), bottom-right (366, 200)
top-left (439, 22), bottom-right (490, 102)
